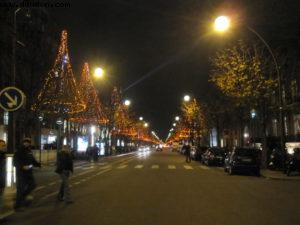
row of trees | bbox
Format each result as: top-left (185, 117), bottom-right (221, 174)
top-left (31, 30), bottom-right (160, 150)
top-left (167, 40), bottom-right (280, 166)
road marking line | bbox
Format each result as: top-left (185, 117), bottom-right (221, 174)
top-left (77, 170), bottom-right (94, 176)
top-left (151, 165), bottom-right (159, 169)
top-left (74, 181), bottom-right (81, 185)
top-left (96, 169), bottom-right (111, 175)
top-left (168, 165), bottom-right (176, 169)
top-left (35, 186), bottom-right (45, 191)
top-left (100, 165), bottom-right (112, 170)
top-left (200, 165), bottom-right (209, 170)
top-left (184, 165), bottom-right (193, 170)
top-left (117, 165), bottom-right (128, 169)
top-left (40, 191), bottom-right (58, 200)
top-left (48, 182), bottom-right (56, 186)
top-left (134, 165), bottom-right (144, 169)
top-left (81, 179), bottom-right (87, 182)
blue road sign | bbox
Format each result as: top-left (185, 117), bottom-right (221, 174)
top-left (0, 87), bottom-right (26, 111)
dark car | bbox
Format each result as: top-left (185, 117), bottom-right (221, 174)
top-left (201, 147), bottom-right (225, 166)
top-left (191, 146), bottom-right (208, 161)
top-left (224, 147), bottom-right (261, 176)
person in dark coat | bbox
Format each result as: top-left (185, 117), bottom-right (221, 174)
top-left (13, 138), bottom-right (41, 210)
top-left (56, 145), bottom-right (73, 203)
top-left (185, 143), bottom-right (191, 163)
top-left (0, 139), bottom-right (7, 210)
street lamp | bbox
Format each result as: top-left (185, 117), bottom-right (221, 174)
top-left (144, 122), bottom-right (149, 128)
top-left (183, 95), bottom-right (191, 102)
top-left (124, 99), bottom-right (131, 106)
top-left (214, 16), bottom-right (230, 32)
top-left (214, 15), bottom-right (284, 164)
top-left (173, 123), bottom-right (176, 127)
top-left (175, 116), bottom-right (180, 121)
top-left (94, 67), bottom-right (104, 79)
top-left (139, 116), bottom-right (143, 121)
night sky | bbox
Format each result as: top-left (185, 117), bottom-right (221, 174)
top-left (50, 0), bottom-right (300, 140)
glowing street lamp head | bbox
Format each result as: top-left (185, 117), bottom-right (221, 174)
top-left (173, 123), bottom-right (176, 127)
top-left (94, 67), bottom-right (104, 78)
top-left (214, 16), bottom-right (230, 32)
top-left (139, 116), bottom-right (143, 121)
top-left (183, 95), bottom-right (191, 102)
top-left (175, 116), bottom-right (180, 121)
top-left (144, 122), bottom-right (149, 128)
top-left (124, 99), bottom-right (131, 106)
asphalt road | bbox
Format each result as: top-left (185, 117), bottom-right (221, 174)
top-left (4, 149), bottom-right (300, 225)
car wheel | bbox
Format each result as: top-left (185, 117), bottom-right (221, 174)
top-left (229, 166), bottom-right (234, 175)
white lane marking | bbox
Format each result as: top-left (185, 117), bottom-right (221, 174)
top-left (117, 165), bottom-right (128, 169)
top-left (35, 186), bottom-right (46, 191)
top-left (200, 165), bottom-right (210, 170)
top-left (184, 165), bottom-right (193, 170)
top-left (48, 182), bottom-right (56, 186)
top-left (40, 191), bottom-right (58, 200)
top-left (134, 165), bottom-right (144, 169)
top-left (97, 162), bottom-right (108, 166)
top-left (76, 170), bottom-right (95, 177)
top-left (151, 165), bottom-right (159, 169)
top-left (96, 169), bottom-right (111, 175)
top-left (168, 165), bottom-right (176, 170)
top-left (74, 181), bottom-right (81, 185)
top-left (82, 166), bottom-right (95, 170)
top-left (81, 179), bottom-right (87, 182)
top-left (100, 165), bottom-right (112, 170)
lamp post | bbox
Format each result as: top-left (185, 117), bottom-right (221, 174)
top-left (214, 15), bottom-right (285, 164)
top-left (56, 117), bottom-right (63, 152)
top-left (38, 113), bottom-right (44, 163)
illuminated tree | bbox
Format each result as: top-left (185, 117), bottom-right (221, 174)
top-left (32, 30), bottom-right (86, 115)
top-left (70, 63), bottom-right (108, 124)
top-left (210, 40), bottom-right (278, 166)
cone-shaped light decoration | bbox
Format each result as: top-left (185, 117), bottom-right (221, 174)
top-left (32, 30), bottom-right (86, 114)
top-left (70, 63), bottom-right (108, 124)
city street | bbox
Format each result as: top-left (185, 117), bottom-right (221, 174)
top-left (5, 149), bottom-right (300, 225)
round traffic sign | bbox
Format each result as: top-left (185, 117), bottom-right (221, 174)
top-left (0, 87), bottom-right (26, 111)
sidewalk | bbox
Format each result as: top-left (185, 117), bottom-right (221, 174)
top-left (261, 169), bottom-right (300, 181)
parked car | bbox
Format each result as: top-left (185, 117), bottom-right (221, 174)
top-left (285, 148), bottom-right (300, 176)
top-left (191, 146), bottom-right (208, 161)
top-left (224, 147), bottom-right (261, 176)
top-left (201, 147), bottom-right (225, 166)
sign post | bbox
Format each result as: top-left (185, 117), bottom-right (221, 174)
top-left (0, 87), bottom-right (26, 153)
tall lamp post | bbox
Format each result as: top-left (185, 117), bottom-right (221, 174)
top-left (214, 16), bottom-right (285, 162)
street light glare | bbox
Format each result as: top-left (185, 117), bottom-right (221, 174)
top-left (214, 16), bottom-right (230, 32)
top-left (139, 116), bottom-right (143, 121)
top-left (94, 67), bottom-right (104, 78)
top-left (175, 116), bottom-right (180, 121)
top-left (183, 95), bottom-right (191, 102)
top-left (124, 99), bottom-right (131, 106)
top-left (144, 122), bottom-right (149, 128)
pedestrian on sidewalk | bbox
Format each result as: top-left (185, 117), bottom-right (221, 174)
top-left (185, 143), bottom-right (191, 163)
top-left (55, 145), bottom-right (73, 204)
top-left (13, 138), bottom-right (41, 211)
top-left (0, 140), bottom-right (7, 210)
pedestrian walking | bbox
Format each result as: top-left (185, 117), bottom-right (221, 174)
top-left (55, 145), bottom-right (73, 204)
top-left (185, 143), bottom-right (191, 163)
top-left (0, 140), bottom-right (7, 210)
top-left (13, 138), bottom-right (41, 211)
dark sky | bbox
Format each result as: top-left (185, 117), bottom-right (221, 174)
top-left (50, 0), bottom-right (300, 140)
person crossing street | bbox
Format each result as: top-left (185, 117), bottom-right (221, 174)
top-left (13, 138), bottom-right (41, 211)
